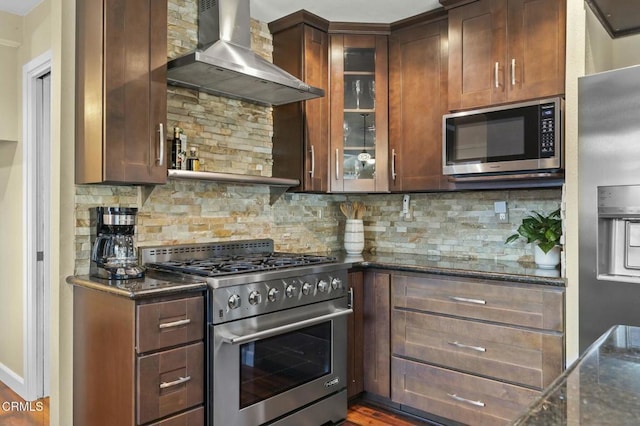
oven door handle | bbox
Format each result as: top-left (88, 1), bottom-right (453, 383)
top-left (221, 308), bottom-right (353, 345)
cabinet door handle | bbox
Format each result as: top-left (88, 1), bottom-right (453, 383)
top-left (449, 296), bottom-right (486, 305)
top-left (448, 341), bottom-right (486, 352)
top-left (335, 148), bottom-right (340, 181)
top-left (511, 58), bottom-right (516, 86)
top-left (309, 145), bottom-right (315, 177)
top-left (160, 375), bottom-right (191, 390)
top-left (158, 318), bottom-right (191, 329)
top-left (391, 149), bottom-right (397, 181)
top-left (157, 123), bottom-right (165, 166)
top-left (494, 62), bottom-right (500, 88)
top-left (447, 393), bottom-right (485, 407)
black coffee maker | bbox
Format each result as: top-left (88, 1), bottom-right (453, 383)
top-left (90, 207), bottom-right (145, 280)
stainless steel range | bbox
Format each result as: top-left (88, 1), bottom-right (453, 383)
top-left (141, 239), bottom-right (351, 426)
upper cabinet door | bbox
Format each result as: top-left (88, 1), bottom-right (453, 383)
top-left (271, 16), bottom-right (330, 193)
top-left (76, 0), bottom-right (168, 185)
top-left (389, 18), bottom-right (449, 192)
top-left (448, 0), bottom-right (565, 111)
top-left (330, 34), bottom-right (389, 193)
top-left (506, 0), bottom-right (566, 102)
top-left (448, 0), bottom-right (507, 111)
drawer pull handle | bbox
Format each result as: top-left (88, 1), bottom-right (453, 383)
top-left (448, 341), bottom-right (486, 352)
top-left (447, 393), bottom-right (485, 407)
top-left (449, 296), bottom-right (486, 305)
top-left (159, 318), bottom-right (191, 329)
top-left (160, 376), bottom-right (191, 389)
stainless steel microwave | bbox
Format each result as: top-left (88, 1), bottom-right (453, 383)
top-left (443, 97), bottom-right (562, 177)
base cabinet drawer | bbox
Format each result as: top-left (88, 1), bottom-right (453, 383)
top-left (392, 358), bottom-right (539, 426)
top-left (392, 274), bottom-right (564, 332)
top-left (137, 296), bottom-right (204, 353)
top-left (148, 406), bottom-right (204, 426)
top-left (138, 342), bottom-right (204, 425)
top-left (393, 309), bottom-right (563, 389)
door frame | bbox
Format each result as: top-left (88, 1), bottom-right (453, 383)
top-left (22, 50), bottom-right (52, 401)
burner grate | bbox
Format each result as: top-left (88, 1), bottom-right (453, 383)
top-left (144, 251), bottom-right (336, 278)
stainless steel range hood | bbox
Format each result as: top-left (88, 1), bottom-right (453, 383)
top-left (167, 0), bottom-right (324, 106)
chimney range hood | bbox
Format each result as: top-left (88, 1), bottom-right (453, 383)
top-left (167, 0), bottom-right (325, 106)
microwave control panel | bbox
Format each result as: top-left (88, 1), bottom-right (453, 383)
top-left (540, 103), bottom-right (556, 158)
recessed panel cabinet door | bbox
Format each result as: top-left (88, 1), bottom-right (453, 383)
top-left (389, 18), bottom-right (449, 192)
top-left (76, 0), bottom-right (167, 184)
top-left (448, 0), bottom-right (507, 111)
top-left (507, 0), bottom-right (566, 102)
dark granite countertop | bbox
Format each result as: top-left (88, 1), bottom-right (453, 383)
top-left (333, 251), bottom-right (565, 287)
top-left (68, 250), bottom-right (564, 298)
top-left (66, 271), bottom-right (208, 299)
top-left (513, 325), bottom-right (640, 425)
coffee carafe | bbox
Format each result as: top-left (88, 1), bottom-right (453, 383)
top-left (90, 207), bottom-right (144, 280)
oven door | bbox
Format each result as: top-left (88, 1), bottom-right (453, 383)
top-left (211, 298), bottom-right (351, 426)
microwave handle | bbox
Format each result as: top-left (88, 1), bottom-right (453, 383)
top-left (221, 308), bottom-right (353, 345)
top-left (448, 172), bottom-right (565, 182)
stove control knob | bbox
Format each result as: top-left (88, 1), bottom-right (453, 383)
top-left (268, 287), bottom-right (279, 302)
top-left (331, 277), bottom-right (342, 290)
top-left (317, 279), bottom-right (329, 293)
top-left (285, 284), bottom-right (298, 298)
top-left (248, 290), bottom-right (262, 305)
top-left (302, 282), bottom-right (313, 295)
top-left (228, 294), bottom-right (241, 310)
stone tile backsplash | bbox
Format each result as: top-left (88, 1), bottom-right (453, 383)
top-left (74, 179), bottom-right (561, 275)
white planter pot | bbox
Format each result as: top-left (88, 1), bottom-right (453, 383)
top-left (534, 245), bottom-right (560, 269)
top-left (344, 219), bottom-right (364, 255)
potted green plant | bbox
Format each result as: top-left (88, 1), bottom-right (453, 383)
top-left (505, 208), bottom-right (562, 269)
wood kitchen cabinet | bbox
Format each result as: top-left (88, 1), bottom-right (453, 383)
top-left (330, 33), bottom-right (389, 193)
top-left (362, 271), bottom-right (391, 398)
top-left (448, 0), bottom-right (566, 111)
top-left (389, 14), bottom-right (450, 192)
top-left (390, 272), bottom-right (564, 425)
top-left (270, 12), bottom-right (330, 192)
top-left (76, 0), bottom-right (168, 184)
top-left (73, 286), bottom-right (205, 425)
top-left (347, 270), bottom-right (364, 399)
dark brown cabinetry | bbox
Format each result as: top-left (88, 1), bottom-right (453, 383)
top-left (389, 15), bottom-right (450, 192)
top-left (390, 273), bottom-right (564, 425)
top-left (347, 270), bottom-right (364, 399)
top-left (362, 271), bottom-right (391, 398)
top-left (270, 12), bottom-right (330, 192)
top-left (76, 0), bottom-right (168, 184)
top-left (330, 33), bottom-right (389, 193)
top-left (448, 0), bottom-right (566, 111)
top-left (73, 286), bottom-right (205, 425)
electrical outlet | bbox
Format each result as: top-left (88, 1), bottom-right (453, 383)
top-left (494, 201), bottom-right (509, 223)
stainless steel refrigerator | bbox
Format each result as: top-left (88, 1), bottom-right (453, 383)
top-left (579, 64), bottom-right (640, 353)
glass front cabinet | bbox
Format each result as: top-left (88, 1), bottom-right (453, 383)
top-left (330, 34), bottom-right (389, 192)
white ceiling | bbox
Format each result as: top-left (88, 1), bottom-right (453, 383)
top-left (250, 0), bottom-right (442, 24)
top-left (0, 0), bottom-right (41, 16)
top-left (0, 0), bottom-right (442, 22)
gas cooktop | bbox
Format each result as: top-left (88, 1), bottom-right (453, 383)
top-left (145, 252), bottom-right (336, 277)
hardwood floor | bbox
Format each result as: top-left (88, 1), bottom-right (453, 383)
top-left (3, 379), bottom-right (420, 426)
top-left (346, 401), bottom-right (431, 426)
top-left (0, 381), bottom-right (49, 426)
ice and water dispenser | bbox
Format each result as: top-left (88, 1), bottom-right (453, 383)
top-left (598, 185), bottom-right (640, 282)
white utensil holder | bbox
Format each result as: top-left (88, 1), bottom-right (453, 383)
top-left (344, 219), bottom-right (364, 254)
